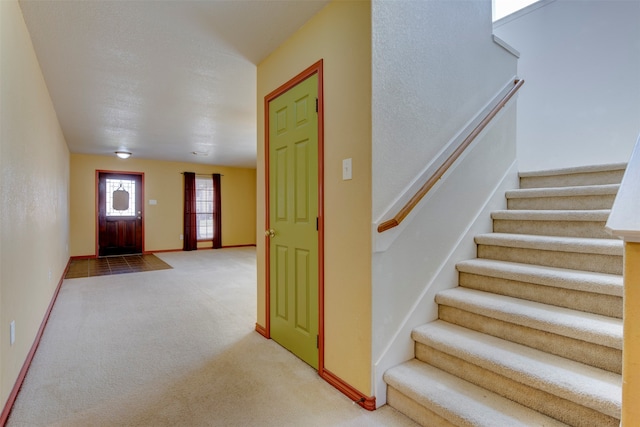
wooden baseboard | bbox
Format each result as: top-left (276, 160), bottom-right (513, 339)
top-left (70, 254), bottom-right (97, 260)
top-left (74, 244), bottom-right (256, 259)
top-left (145, 248), bottom-right (182, 254)
top-left (321, 368), bottom-right (376, 411)
top-left (147, 245), bottom-right (256, 255)
top-left (0, 258), bottom-right (70, 425)
top-left (254, 323), bottom-right (269, 339)
top-left (254, 325), bottom-right (374, 410)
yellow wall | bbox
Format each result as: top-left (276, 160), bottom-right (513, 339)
top-left (256, 1), bottom-right (372, 394)
top-left (623, 242), bottom-right (640, 425)
top-left (0, 0), bottom-right (70, 407)
top-left (70, 154), bottom-right (256, 256)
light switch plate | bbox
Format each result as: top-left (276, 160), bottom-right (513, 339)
top-left (343, 158), bottom-right (352, 180)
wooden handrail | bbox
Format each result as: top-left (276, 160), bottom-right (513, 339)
top-left (377, 79), bottom-right (525, 233)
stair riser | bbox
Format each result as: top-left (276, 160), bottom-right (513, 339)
top-left (459, 272), bottom-right (623, 318)
top-left (438, 306), bottom-right (622, 373)
top-left (492, 219), bottom-right (610, 239)
top-left (415, 343), bottom-right (619, 427)
top-left (386, 387), bottom-right (459, 427)
top-left (520, 170), bottom-right (625, 189)
top-left (477, 245), bottom-right (623, 275)
top-left (507, 195), bottom-right (616, 210)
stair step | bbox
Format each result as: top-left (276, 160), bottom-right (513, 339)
top-left (436, 287), bottom-right (621, 349)
top-left (475, 233), bottom-right (623, 274)
top-left (506, 184), bottom-right (619, 210)
top-left (519, 163), bottom-right (626, 189)
top-left (456, 259), bottom-right (622, 317)
top-left (457, 258), bottom-right (622, 297)
top-left (384, 359), bottom-right (569, 427)
top-left (384, 164), bottom-right (626, 426)
top-left (491, 209), bottom-right (611, 239)
top-left (435, 288), bottom-right (622, 372)
top-left (412, 321), bottom-right (621, 424)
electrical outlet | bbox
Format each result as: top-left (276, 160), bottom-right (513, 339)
top-left (10, 321), bottom-right (15, 345)
top-left (179, 234), bottom-right (184, 240)
top-left (48, 270), bottom-right (52, 281)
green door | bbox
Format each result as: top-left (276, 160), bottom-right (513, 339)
top-left (268, 74), bottom-right (319, 369)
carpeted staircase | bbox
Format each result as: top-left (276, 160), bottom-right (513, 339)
top-left (384, 164), bottom-right (626, 427)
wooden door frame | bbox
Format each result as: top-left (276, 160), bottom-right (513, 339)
top-left (95, 170), bottom-right (145, 257)
top-left (262, 60), bottom-right (325, 373)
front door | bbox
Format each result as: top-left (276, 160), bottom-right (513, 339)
top-left (267, 74), bottom-right (319, 368)
top-left (98, 172), bottom-right (143, 256)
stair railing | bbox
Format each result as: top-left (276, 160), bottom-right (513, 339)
top-left (377, 79), bottom-right (525, 233)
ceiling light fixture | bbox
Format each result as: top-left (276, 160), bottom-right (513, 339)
top-left (115, 151), bottom-right (132, 159)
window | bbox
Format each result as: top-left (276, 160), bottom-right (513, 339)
top-left (106, 178), bottom-right (136, 217)
top-left (493, 0), bottom-right (539, 21)
top-left (196, 176), bottom-right (214, 240)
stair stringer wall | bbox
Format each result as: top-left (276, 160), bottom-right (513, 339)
top-left (371, 104), bottom-right (519, 406)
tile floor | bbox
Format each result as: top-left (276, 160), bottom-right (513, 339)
top-left (65, 254), bottom-right (172, 278)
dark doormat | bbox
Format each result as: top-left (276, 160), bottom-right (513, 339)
top-left (65, 254), bottom-right (172, 279)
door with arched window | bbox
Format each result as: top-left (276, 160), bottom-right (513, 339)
top-left (97, 171), bottom-right (144, 256)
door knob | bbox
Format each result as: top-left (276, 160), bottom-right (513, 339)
top-left (265, 229), bottom-right (276, 238)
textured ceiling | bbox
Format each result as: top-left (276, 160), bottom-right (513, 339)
top-left (19, 0), bottom-right (329, 168)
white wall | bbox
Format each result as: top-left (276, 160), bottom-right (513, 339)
top-left (494, 0), bottom-right (640, 172)
top-left (370, 0), bottom-right (518, 405)
top-left (372, 101), bottom-right (519, 404)
top-left (372, 0), bottom-right (517, 220)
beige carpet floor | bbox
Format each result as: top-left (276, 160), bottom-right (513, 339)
top-left (7, 248), bottom-right (417, 427)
